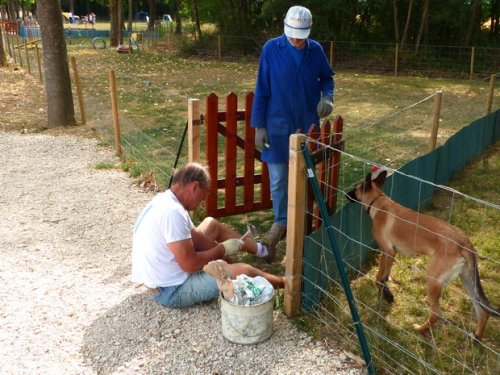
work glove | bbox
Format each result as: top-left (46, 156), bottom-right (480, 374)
top-left (317, 96), bottom-right (334, 118)
top-left (221, 239), bottom-right (244, 257)
top-left (255, 127), bottom-right (269, 149)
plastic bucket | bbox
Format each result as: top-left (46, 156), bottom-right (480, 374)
top-left (219, 291), bottom-right (274, 345)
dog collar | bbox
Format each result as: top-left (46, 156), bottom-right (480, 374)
top-left (366, 195), bottom-right (383, 215)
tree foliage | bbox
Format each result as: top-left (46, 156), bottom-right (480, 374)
top-left (177, 0), bottom-right (499, 46)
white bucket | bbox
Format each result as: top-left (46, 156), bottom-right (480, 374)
top-left (219, 291), bottom-right (275, 345)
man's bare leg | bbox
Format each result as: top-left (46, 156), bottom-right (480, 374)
top-left (196, 217), bottom-right (259, 255)
top-left (228, 263), bottom-right (285, 288)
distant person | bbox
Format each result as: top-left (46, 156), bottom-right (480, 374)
top-left (251, 5), bottom-right (335, 261)
top-left (131, 163), bottom-right (284, 308)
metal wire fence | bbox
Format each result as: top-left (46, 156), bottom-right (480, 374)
top-left (3, 23), bottom-right (500, 80)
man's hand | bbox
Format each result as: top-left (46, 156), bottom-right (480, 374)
top-left (221, 239), bottom-right (244, 257)
top-left (255, 128), bottom-right (269, 149)
top-left (317, 96), bottom-right (334, 118)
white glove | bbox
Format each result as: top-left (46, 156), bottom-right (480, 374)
top-left (317, 96), bottom-right (334, 118)
top-left (221, 239), bottom-right (244, 257)
top-left (255, 128), bottom-right (269, 149)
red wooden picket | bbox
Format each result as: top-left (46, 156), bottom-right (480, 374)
top-left (328, 116), bottom-right (344, 214)
top-left (243, 93), bottom-right (256, 210)
top-left (205, 93), bottom-right (219, 215)
top-left (314, 120), bottom-right (332, 230)
top-left (225, 93), bottom-right (237, 212)
top-left (306, 124), bottom-right (320, 232)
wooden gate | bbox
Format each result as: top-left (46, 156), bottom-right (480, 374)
top-left (187, 92), bottom-right (343, 226)
top-left (188, 92), bottom-right (272, 218)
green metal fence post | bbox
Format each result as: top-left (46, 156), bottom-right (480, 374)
top-left (301, 142), bottom-right (375, 375)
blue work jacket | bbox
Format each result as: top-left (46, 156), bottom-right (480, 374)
top-left (251, 34), bottom-right (335, 163)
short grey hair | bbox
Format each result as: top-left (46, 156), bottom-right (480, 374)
top-left (171, 163), bottom-right (211, 190)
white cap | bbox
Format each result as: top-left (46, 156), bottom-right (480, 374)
top-left (284, 6), bottom-right (312, 39)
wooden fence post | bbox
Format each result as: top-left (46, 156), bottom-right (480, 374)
top-left (429, 91), bottom-right (443, 151)
top-left (0, 24), bottom-right (6, 60)
top-left (218, 35), bottom-right (221, 63)
top-left (71, 56), bottom-right (86, 125)
top-left (284, 133), bottom-right (307, 318)
top-left (24, 41), bottom-right (31, 74)
top-left (394, 43), bottom-right (399, 77)
top-left (329, 41), bottom-right (334, 67)
top-left (188, 98), bottom-right (201, 162)
top-left (469, 47), bottom-right (475, 80)
top-left (109, 70), bottom-right (122, 157)
top-left (35, 43), bottom-right (42, 82)
top-left (486, 73), bottom-right (496, 114)
top-left (16, 35), bottom-right (22, 66)
top-left (9, 35), bottom-right (16, 63)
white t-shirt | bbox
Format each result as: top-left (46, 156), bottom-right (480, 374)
top-left (131, 190), bottom-right (194, 288)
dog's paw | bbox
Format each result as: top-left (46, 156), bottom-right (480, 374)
top-left (382, 286), bottom-right (395, 303)
top-left (413, 322), bottom-right (430, 333)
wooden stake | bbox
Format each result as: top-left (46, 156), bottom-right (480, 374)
top-left (35, 43), bottom-right (42, 83)
top-left (24, 41), bottom-right (31, 74)
top-left (109, 70), bottom-right (122, 156)
top-left (429, 91), bottom-right (443, 151)
top-left (394, 43), bottom-right (399, 77)
top-left (218, 35), bottom-right (221, 63)
top-left (8, 35), bottom-right (16, 62)
top-left (284, 134), bottom-right (307, 318)
top-left (486, 73), bottom-right (496, 114)
top-left (188, 98), bottom-right (201, 163)
top-left (71, 56), bottom-right (86, 124)
top-left (329, 41), bottom-right (334, 67)
top-left (16, 35), bottom-right (23, 66)
top-left (469, 47), bottom-right (475, 80)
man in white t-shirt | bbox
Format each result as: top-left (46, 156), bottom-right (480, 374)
top-left (131, 162), bottom-right (285, 308)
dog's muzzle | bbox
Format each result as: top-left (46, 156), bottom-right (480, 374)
top-left (346, 189), bottom-right (359, 203)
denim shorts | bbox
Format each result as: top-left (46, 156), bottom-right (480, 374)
top-left (151, 271), bottom-right (219, 308)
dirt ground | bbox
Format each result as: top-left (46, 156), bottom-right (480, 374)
top-left (0, 65), bottom-right (97, 137)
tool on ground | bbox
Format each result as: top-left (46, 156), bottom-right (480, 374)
top-left (240, 223), bottom-right (258, 241)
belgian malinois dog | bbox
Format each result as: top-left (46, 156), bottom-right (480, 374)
top-left (347, 170), bottom-right (499, 341)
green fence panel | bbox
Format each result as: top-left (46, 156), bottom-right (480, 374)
top-left (302, 109), bottom-right (500, 310)
top-left (435, 110), bottom-right (499, 185)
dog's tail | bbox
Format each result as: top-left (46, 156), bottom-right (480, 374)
top-left (460, 253), bottom-right (500, 317)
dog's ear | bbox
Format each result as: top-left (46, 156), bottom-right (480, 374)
top-left (372, 170), bottom-right (387, 187)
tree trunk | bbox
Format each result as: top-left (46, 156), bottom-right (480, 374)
top-left (392, 0), bottom-right (399, 43)
top-left (147, 0), bottom-right (156, 31)
top-left (36, 0), bottom-right (76, 128)
top-left (69, 0), bottom-right (75, 16)
top-left (465, 0), bottom-right (482, 45)
top-left (110, 0), bottom-right (123, 47)
top-left (493, 0), bottom-right (500, 37)
top-left (191, 0), bottom-right (202, 39)
top-left (175, 0), bottom-right (183, 34)
top-left (7, 0), bottom-right (16, 20)
top-left (415, 0), bottom-right (429, 51)
top-left (0, 24), bottom-right (7, 67)
top-left (401, 0), bottom-right (414, 46)
top-left (128, 0), bottom-right (133, 32)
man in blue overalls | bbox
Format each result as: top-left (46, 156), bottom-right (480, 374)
top-left (251, 5), bottom-right (335, 261)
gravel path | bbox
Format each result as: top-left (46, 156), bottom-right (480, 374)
top-left (0, 131), bottom-right (364, 375)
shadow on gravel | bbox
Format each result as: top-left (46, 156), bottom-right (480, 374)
top-left (82, 293), bottom-right (219, 374)
top-left (82, 293), bottom-right (161, 374)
